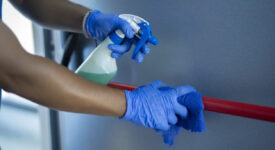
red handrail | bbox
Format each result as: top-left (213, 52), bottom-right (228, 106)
top-left (108, 82), bottom-right (275, 122)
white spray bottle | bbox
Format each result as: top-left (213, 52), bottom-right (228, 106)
top-left (75, 14), bottom-right (155, 85)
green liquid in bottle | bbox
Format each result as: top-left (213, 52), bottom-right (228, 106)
top-left (77, 71), bottom-right (117, 85)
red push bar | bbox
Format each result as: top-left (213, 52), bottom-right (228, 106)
top-left (108, 82), bottom-right (275, 122)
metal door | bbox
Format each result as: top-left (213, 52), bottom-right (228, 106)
top-left (55, 0), bottom-right (275, 149)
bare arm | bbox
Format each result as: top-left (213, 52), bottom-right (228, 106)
top-left (8, 0), bottom-right (90, 33)
top-left (0, 21), bottom-right (126, 117)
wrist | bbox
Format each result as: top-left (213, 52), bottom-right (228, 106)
top-left (82, 10), bottom-right (93, 38)
top-left (82, 10), bottom-right (103, 39)
top-left (120, 90), bottom-right (134, 120)
top-left (107, 88), bottom-right (127, 117)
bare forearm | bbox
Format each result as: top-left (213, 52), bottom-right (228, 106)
top-left (0, 21), bottom-right (126, 117)
top-left (9, 0), bottom-right (89, 33)
top-left (11, 54), bottom-right (126, 116)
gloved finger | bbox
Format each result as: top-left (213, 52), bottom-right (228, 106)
top-left (175, 86), bottom-right (196, 97)
top-left (111, 52), bottom-right (122, 58)
top-left (150, 80), bottom-right (166, 89)
top-left (163, 135), bottom-right (175, 146)
top-left (162, 126), bottom-right (181, 146)
top-left (155, 129), bottom-right (163, 133)
top-left (108, 40), bottom-right (132, 53)
top-left (174, 103), bottom-right (188, 119)
top-left (156, 121), bottom-right (170, 131)
top-left (141, 44), bottom-right (150, 55)
top-left (148, 35), bottom-right (159, 45)
top-left (134, 52), bottom-right (144, 63)
top-left (168, 113), bottom-right (178, 125)
top-left (117, 18), bottom-right (134, 39)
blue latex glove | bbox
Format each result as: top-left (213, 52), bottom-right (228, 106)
top-left (85, 10), bottom-right (157, 63)
top-left (155, 126), bottom-right (182, 146)
top-left (158, 91), bottom-right (206, 146)
top-left (85, 10), bottom-right (134, 41)
top-left (108, 36), bottom-right (158, 63)
top-left (121, 80), bottom-right (196, 131)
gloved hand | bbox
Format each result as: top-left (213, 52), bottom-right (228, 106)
top-left (84, 10), bottom-right (134, 41)
top-left (157, 91), bottom-right (206, 146)
top-left (84, 10), bottom-right (158, 63)
top-left (155, 125), bottom-right (182, 146)
top-left (84, 10), bottom-right (157, 63)
top-left (121, 80), bottom-right (196, 131)
top-left (108, 35), bottom-right (158, 63)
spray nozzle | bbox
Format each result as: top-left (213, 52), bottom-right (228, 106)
top-left (119, 14), bottom-right (158, 59)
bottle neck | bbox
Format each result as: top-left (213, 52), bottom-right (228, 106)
top-left (109, 30), bottom-right (125, 45)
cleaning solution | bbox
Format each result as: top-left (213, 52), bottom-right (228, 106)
top-left (75, 30), bottom-right (124, 85)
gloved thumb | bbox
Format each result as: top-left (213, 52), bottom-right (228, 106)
top-left (149, 35), bottom-right (159, 45)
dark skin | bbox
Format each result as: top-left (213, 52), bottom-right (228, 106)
top-left (0, 0), bottom-right (126, 117)
top-left (9, 0), bottom-right (88, 33)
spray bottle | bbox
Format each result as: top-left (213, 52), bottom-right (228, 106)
top-left (75, 14), bottom-right (157, 85)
